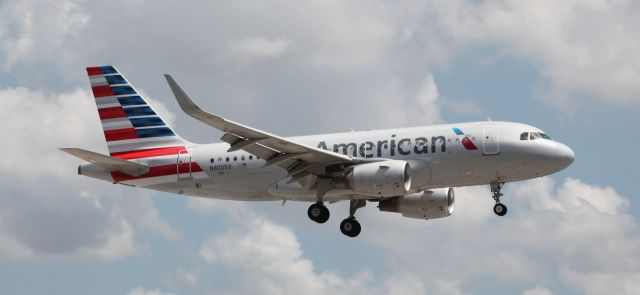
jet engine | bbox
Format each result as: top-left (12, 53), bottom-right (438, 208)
top-left (378, 187), bottom-right (455, 219)
top-left (343, 160), bottom-right (411, 197)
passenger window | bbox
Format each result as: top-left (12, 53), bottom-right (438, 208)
top-left (226, 157), bottom-right (229, 162)
top-left (241, 155), bottom-right (245, 161)
top-left (520, 132), bottom-right (529, 140)
top-left (530, 132), bottom-right (541, 140)
top-left (249, 155), bottom-right (253, 160)
top-left (233, 156), bottom-right (237, 161)
top-left (218, 157), bottom-right (222, 162)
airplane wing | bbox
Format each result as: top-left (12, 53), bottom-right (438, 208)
top-left (164, 74), bottom-right (354, 183)
top-left (60, 148), bottom-right (149, 176)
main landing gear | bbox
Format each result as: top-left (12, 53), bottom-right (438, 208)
top-left (308, 178), bottom-right (367, 237)
top-left (491, 182), bottom-right (507, 216)
top-left (306, 199), bottom-right (366, 238)
top-left (307, 202), bottom-right (330, 223)
top-left (340, 199), bottom-right (366, 238)
top-left (308, 178), bottom-right (332, 224)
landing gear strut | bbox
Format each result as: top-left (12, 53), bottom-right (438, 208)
top-left (340, 199), bottom-right (366, 237)
top-left (308, 178), bottom-right (332, 223)
top-left (491, 182), bottom-right (507, 216)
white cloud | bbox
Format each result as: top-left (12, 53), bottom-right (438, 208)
top-left (195, 211), bottom-right (480, 295)
top-left (0, 0), bottom-right (90, 83)
top-left (420, 0), bottom-right (640, 109)
top-left (445, 99), bottom-right (484, 116)
top-left (186, 197), bottom-right (249, 215)
top-left (127, 287), bottom-right (175, 295)
top-left (174, 267), bottom-right (199, 287)
top-left (381, 273), bottom-right (427, 295)
top-left (230, 37), bottom-right (292, 61)
top-left (359, 177), bottom-right (640, 294)
top-left (0, 86), bottom-right (178, 260)
top-left (522, 286), bottom-right (553, 295)
top-left (0, 0), bottom-right (438, 137)
top-left (198, 215), bottom-right (376, 295)
top-left (557, 177), bottom-right (629, 214)
top-left (561, 271), bottom-right (640, 295)
top-left (415, 74), bottom-right (441, 124)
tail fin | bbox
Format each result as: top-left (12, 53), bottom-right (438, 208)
top-left (86, 65), bottom-right (190, 159)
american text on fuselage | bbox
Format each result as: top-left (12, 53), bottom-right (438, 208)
top-left (317, 134), bottom-right (447, 158)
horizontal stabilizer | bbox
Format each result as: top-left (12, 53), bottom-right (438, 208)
top-left (60, 148), bottom-right (149, 176)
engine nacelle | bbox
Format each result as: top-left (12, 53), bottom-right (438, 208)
top-left (344, 160), bottom-right (411, 197)
top-left (378, 187), bottom-right (455, 219)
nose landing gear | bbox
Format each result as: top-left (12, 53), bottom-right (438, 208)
top-left (493, 203), bottom-right (507, 216)
top-left (491, 182), bottom-right (507, 216)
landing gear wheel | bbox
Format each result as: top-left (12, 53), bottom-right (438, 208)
top-left (340, 217), bottom-right (361, 237)
top-left (490, 182), bottom-right (508, 216)
top-left (493, 203), bottom-right (507, 216)
top-left (307, 202), bottom-right (330, 223)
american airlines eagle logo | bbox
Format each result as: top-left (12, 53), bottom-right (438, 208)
top-left (452, 127), bottom-right (478, 150)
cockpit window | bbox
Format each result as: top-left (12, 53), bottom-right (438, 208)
top-left (530, 132), bottom-right (541, 140)
top-left (539, 133), bottom-right (552, 140)
top-left (520, 132), bottom-right (529, 140)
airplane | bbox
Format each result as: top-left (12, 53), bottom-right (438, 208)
top-left (61, 65), bottom-right (575, 237)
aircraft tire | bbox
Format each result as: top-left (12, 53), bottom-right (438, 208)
top-left (493, 203), bottom-right (507, 216)
top-left (308, 202), bottom-right (330, 223)
top-left (340, 217), bottom-right (361, 237)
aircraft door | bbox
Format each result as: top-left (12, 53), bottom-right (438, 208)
top-left (177, 149), bottom-right (193, 180)
top-left (483, 125), bottom-right (500, 155)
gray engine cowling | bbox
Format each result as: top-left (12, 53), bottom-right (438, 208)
top-left (344, 160), bottom-right (411, 197)
top-left (378, 187), bottom-right (455, 219)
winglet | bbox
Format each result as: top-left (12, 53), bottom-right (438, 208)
top-left (164, 74), bottom-right (224, 126)
top-left (164, 74), bottom-right (199, 112)
top-left (60, 148), bottom-right (149, 176)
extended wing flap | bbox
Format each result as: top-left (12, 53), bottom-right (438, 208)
top-left (60, 148), bottom-right (149, 176)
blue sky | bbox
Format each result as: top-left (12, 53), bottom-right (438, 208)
top-left (1, 1), bottom-right (639, 294)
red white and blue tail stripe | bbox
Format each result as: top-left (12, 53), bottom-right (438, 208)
top-left (87, 65), bottom-right (190, 159)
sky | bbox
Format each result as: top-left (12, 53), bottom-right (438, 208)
top-left (0, 0), bottom-right (639, 294)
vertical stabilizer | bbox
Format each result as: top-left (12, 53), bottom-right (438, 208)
top-left (86, 65), bottom-right (190, 159)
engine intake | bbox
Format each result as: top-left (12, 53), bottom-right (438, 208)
top-left (344, 160), bottom-right (411, 197)
top-left (378, 187), bottom-right (455, 219)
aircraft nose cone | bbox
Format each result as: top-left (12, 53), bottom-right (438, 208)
top-left (553, 143), bottom-right (575, 168)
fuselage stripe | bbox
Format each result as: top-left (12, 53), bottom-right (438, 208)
top-left (111, 162), bottom-right (203, 182)
top-left (111, 145), bottom-right (187, 159)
